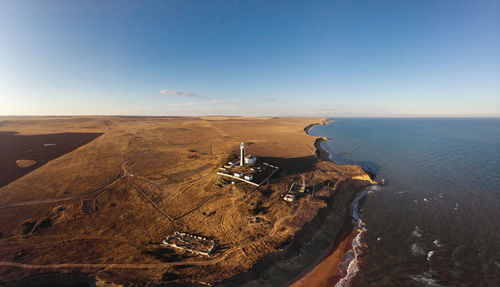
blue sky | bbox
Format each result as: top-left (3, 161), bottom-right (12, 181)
top-left (1, 0), bottom-right (499, 116)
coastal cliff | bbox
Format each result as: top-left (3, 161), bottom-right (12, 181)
top-left (288, 121), bottom-right (375, 287)
top-left (220, 120), bottom-right (375, 287)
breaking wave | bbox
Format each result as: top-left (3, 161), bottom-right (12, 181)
top-left (412, 225), bottom-right (422, 238)
top-left (335, 228), bottom-right (365, 287)
top-left (409, 272), bottom-right (445, 287)
top-left (433, 239), bottom-right (443, 248)
top-left (427, 251), bottom-right (435, 261)
top-left (410, 243), bottom-right (426, 256)
top-left (334, 186), bottom-right (373, 287)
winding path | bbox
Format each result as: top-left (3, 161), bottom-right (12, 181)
top-left (0, 150), bottom-right (148, 209)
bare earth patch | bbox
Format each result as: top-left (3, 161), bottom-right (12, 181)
top-left (15, 159), bottom-right (37, 168)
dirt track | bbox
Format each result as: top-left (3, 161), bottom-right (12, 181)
top-left (0, 150), bottom-right (148, 210)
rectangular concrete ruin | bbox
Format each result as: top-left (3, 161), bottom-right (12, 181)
top-left (162, 232), bottom-right (218, 256)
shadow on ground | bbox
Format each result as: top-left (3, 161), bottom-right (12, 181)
top-left (0, 132), bottom-right (103, 188)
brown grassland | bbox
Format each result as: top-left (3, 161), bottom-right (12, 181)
top-left (0, 116), bottom-right (373, 286)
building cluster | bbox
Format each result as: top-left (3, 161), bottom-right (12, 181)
top-left (217, 141), bottom-right (279, 187)
top-left (158, 141), bottom-right (312, 259)
top-left (222, 142), bottom-right (257, 169)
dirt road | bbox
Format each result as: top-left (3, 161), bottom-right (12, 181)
top-left (0, 150), bottom-right (148, 209)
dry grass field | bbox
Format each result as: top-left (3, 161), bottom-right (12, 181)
top-left (0, 116), bottom-right (373, 286)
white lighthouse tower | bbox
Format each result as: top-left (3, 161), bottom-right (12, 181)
top-left (240, 141), bottom-right (245, 166)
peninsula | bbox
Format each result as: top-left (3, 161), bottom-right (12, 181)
top-left (0, 116), bottom-right (374, 286)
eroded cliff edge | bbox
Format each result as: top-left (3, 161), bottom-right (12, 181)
top-left (218, 120), bottom-right (376, 286)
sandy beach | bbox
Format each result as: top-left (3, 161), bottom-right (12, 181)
top-left (291, 231), bottom-right (358, 287)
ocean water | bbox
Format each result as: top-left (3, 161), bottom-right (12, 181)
top-left (308, 118), bottom-right (500, 287)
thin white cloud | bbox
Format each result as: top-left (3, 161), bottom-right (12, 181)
top-left (166, 98), bottom-right (228, 108)
top-left (160, 89), bottom-right (197, 97)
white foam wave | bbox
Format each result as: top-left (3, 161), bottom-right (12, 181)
top-left (367, 185), bottom-right (380, 194)
top-left (335, 229), bottom-right (365, 287)
top-left (433, 239), bottom-right (443, 248)
top-left (410, 243), bottom-right (426, 256)
top-left (350, 189), bottom-right (368, 225)
top-left (337, 249), bottom-right (355, 276)
top-left (409, 272), bottom-right (445, 287)
top-left (412, 226), bottom-right (422, 238)
top-left (334, 188), bottom-right (370, 287)
top-left (427, 251), bottom-right (435, 261)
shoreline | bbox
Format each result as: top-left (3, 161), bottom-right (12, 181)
top-left (303, 118), bottom-right (333, 134)
top-left (289, 121), bottom-right (368, 287)
top-left (218, 119), bottom-right (374, 287)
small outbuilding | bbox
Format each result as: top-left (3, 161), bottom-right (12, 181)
top-left (224, 162), bottom-right (235, 169)
top-left (245, 154), bottom-right (257, 165)
top-left (284, 194), bottom-right (296, 202)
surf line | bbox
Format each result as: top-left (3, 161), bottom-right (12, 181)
top-left (335, 186), bottom-right (372, 287)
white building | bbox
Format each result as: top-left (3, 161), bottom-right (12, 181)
top-left (224, 162), bottom-right (235, 169)
top-left (245, 154), bottom-right (257, 165)
top-left (244, 174), bottom-right (253, 181)
top-left (239, 141), bottom-right (257, 166)
top-left (284, 194), bottom-right (296, 202)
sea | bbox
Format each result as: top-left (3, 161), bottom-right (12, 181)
top-left (308, 118), bottom-right (500, 287)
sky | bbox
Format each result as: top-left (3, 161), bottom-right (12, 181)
top-left (0, 0), bottom-right (499, 117)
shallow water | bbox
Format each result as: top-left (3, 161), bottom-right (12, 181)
top-left (309, 118), bottom-right (500, 286)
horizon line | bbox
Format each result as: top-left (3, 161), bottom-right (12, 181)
top-left (1, 114), bottom-right (499, 119)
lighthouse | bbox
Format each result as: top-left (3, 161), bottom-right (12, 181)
top-left (240, 141), bottom-right (245, 166)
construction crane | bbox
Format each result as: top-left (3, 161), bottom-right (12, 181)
top-left (288, 182), bottom-right (295, 193)
top-left (299, 174), bottom-right (306, 193)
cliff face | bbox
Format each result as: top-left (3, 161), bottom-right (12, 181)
top-left (221, 122), bottom-right (376, 286)
top-left (283, 122), bottom-right (376, 287)
top-left (352, 173), bottom-right (375, 184)
top-left (309, 122), bottom-right (376, 186)
top-left (342, 164), bottom-right (376, 185)
top-left (221, 175), bottom-right (371, 286)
